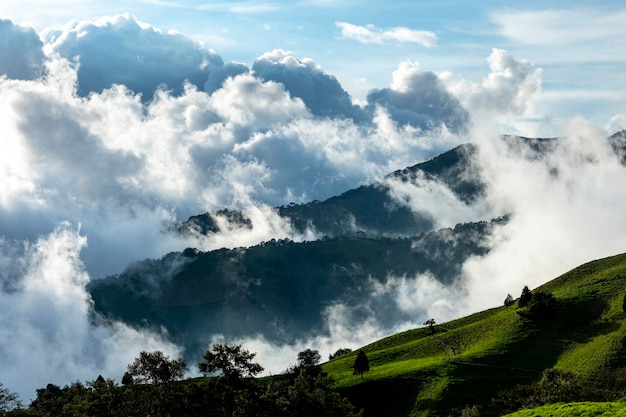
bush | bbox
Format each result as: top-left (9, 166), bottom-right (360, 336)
top-left (517, 291), bottom-right (557, 320)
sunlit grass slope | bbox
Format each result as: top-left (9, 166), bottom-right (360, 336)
top-left (503, 401), bottom-right (626, 417)
top-left (323, 253), bottom-right (626, 417)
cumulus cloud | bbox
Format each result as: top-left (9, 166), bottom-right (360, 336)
top-left (336, 22), bottom-right (437, 47)
top-left (0, 19), bottom-right (46, 80)
top-left (441, 48), bottom-right (542, 119)
top-left (1, 36), bottom-right (466, 279)
top-left (252, 49), bottom-right (366, 121)
top-left (367, 61), bottom-right (470, 133)
top-left (42, 14), bottom-right (225, 99)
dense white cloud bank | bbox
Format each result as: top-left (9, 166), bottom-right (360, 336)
top-left (3, 12), bottom-right (626, 399)
top-left (0, 223), bottom-right (181, 400)
top-left (42, 14), bottom-right (225, 99)
top-left (3, 14), bottom-right (502, 278)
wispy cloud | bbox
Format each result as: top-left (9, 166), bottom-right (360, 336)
top-left (142, 0), bottom-right (278, 14)
top-left (491, 8), bottom-right (626, 46)
top-left (335, 21), bottom-right (437, 47)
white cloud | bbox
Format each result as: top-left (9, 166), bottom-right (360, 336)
top-left (459, 117), bottom-right (626, 315)
top-left (0, 45), bottom-right (465, 278)
top-left (336, 21), bottom-right (437, 47)
top-left (0, 19), bottom-right (46, 80)
top-left (441, 48), bottom-right (542, 122)
top-left (367, 61), bottom-right (469, 133)
top-left (252, 49), bottom-right (366, 121)
top-left (42, 13), bottom-right (224, 99)
top-left (0, 223), bottom-right (182, 401)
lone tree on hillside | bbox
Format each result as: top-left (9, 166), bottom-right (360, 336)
top-left (504, 294), bottom-right (515, 307)
top-left (519, 285), bottom-right (533, 308)
top-left (199, 343), bottom-right (263, 380)
top-left (352, 350), bottom-right (370, 380)
top-left (423, 318), bottom-right (436, 334)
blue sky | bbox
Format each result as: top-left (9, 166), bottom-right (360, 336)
top-left (3, 0), bottom-right (626, 136)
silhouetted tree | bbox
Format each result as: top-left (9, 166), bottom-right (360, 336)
top-left (622, 293), bottom-right (626, 313)
top-left (199, 343), bottom-right (263, 380)
top-left (423, 318), bottom-right (436, 334)
top-left (121, 371), bottom-right (134, 386)
top-left (199, 344), bottom-right (264, 417)
top-left (504, 294), bottom-right (514, 307)
top-left (127, 351), bottom-right (187, 385)
top-left (519, 286), bottom-right (532, 308)
top-left (298, 349), bottom-right (321, 369)
top-left (352, 350), bottom-right (370, 380)
top-left (126, 351), bottom-right (188, 417)
top-left (329, 348), bottom-right (353, 360)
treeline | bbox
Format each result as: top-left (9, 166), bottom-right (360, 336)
top-left (0, 344), bottom-right (362, 417)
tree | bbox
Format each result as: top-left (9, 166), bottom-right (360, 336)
top-left (126, 351), bottom-right (188, 417)
top-left (127, 351), bottom-right (188, 385)
top-left (622, 293), bottom-right (626, 313)
top-left (329, 348), bottom-right (352, 360)
top-left (297, 349), bottom-right (322, 369)
top-left (504, 294), bottom-right (514, 307)
top-left (519, 285), bottom-right (532, 308)
top-left (121, 371), bottom-right (134, 386)
top-left (423, 318), bottom-right (436, 334)
top-left (198, 343), bottom-right (263, 380)
top-left (352, 350), bottom-right (370, 380)
top-left (0, 383), bottom-right (21, 416)
top-left (518, 291), bottom-right (557, 320)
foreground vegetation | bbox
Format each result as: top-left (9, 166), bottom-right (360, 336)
top-left (0, 346), bottom-right (361, 417)
top-left (3, 252), bottom-right (626, 416)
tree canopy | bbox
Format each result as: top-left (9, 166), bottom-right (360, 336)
top-left (126, 351), bottom-right (188, 385)
top-left (297, 349), bottom-right (322, 370)
top-left (198, 343), bottom-right (264, 379)
top-left (519, 285), bottom-right (532, 308)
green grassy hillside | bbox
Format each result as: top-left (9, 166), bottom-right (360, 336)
top-left (324, 253), bottom-right (626, 417)
top-left (503, 401), bottom-right (626, 417)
